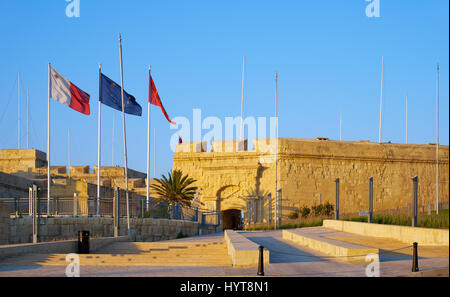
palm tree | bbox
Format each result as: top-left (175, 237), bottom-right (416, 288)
top-left (150, 170), bottom-right (198, 206)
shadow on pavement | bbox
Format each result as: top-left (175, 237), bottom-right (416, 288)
top-left (243, 235), bottom-right (327, 264)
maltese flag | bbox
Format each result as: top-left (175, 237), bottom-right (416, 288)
top-left (50, 66), bottom-right (90, 115)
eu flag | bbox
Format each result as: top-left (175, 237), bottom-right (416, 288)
top-left (99, 73), bottom-right (142, 116)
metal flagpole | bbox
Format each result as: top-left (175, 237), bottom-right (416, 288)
top-left (112, 113), bottom-right (115, 166)
top-left (378, 54), bottom-right (384, 143)
top-left (154, 127), bottom-right (156, 177)
top-left (274, 72), bottom-right (278, 230)
top-left (240, 56), bottom-right (245, 140)
top-left (406, 92), bottom-right (408, 144)
top-left (27, 88), bottom-right (29, 149)
top-left (97, 64), bottom-right (102, 216)
top-left (146, 65), bottom-right (151, 211)
top-left (18, 71), bottom-right (20, 149)
top-left (340, 109), bottom-right (342, 141)
top-left (68, 128), bottom-right (71, 178)
top-left (118, 33), bottom-right (131, 236)
top-left (47, 63), bottom-right (51, 215)
top-left (436, 63), bottom-right (439, 214)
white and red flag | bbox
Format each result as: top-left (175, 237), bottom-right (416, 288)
top-left (50, 66), bottom-right (90, 115)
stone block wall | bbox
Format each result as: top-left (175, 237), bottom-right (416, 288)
top-left (173, 138), bottom-right (449, 217)
top-left (6, 216), bottom-right (218, 245)
top-left (0, 203), bottom-right (11, 244)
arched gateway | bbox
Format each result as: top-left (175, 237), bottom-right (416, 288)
top-left (217, 185), bottom-right (246, 229)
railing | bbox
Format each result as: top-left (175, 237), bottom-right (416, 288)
top-left (0, 197), bottom-right (221, 227)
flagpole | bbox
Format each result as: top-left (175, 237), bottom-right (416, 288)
top-left (274, 72), bottom-right (278, 230)
top-left (68, 128), bottom-right (71, 179)
top-left (378, 54), bottom-right (384, 143)
top-left (154, 127), bottom-right (156, 177)
top-left (97, 64), bottom-right (102, 216)
top-left (240, 56), bottom-right (245, 140)
top-left (18, 71), bottom-right (20, 149)
top-left (27, 88), bottom-right (29, 149)
top-left (436, 63), bottom-right (439, 214)
top-left (339, 109), bottom-right (342, 141)
top-left (47, 63), bottom-right (51, 215)
top-left (405, 92), bottom-right (408, 144)
top-left (146, 65), bottom-right (151, 211)
top-left (118, 33), bottom-right (131, 236)
top-left (112, 114), bottom-right (115, 166)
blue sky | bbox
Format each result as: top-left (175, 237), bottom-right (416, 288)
top-left (0, 0), bottom-right (448, 177)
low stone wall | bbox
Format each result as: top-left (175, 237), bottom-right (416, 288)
top-left (7, 216), bottom-right (219, 245)
top-left (323, 219), bottom-right (449, 246)
top-left (0, 203), bottom-right (11, 244)
top-left (224, 230), bottom-right (269, 267)
top-left (0, 236), bottom-right (129, 260)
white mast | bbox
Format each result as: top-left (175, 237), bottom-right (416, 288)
top-left (27, 88), bottom-right (29, 149)
top-left (378, 54), bottom-right (384, 143)
top-left (47, 63), bottom-right (51, 214)
top-left (339, 109), bottom-right (342, 141)
top-left (405, 92), bottom-right (408, 144)
top-left (68, 128), bottom-right (71, 178)
top-left (112, 113), bottom-right (115, 166)
top-left (147, 65), bottom-right (151, 211)
top-left (18, 71), bottom-right (20, 149)
top-left (436, 63), bottom-right (439, 214)
top-left (118, 33), bottom-right (131, 236)
top-left (154, 127), bottom-right (156, 177)
top-left (97, 64), bottom-right (102, 216)
top-left (274, 72), bottom-right (278, 230)
top-left (240, 56), bottom-right (245, 140)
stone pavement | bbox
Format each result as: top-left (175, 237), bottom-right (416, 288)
top-left (0, 230), bottom-right (448, 277)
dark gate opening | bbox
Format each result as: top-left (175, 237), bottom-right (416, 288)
top-left (221, 209), bottom-right (242, 230)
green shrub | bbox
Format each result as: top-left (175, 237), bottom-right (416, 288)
top-left (288, 211), bottom-right (299, 219)
top-left (300, 206), bottom-right (311, 218)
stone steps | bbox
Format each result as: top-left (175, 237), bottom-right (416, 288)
top-left (0, 240), bottom-right (233, 267)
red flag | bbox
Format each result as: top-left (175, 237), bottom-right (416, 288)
top-left (149, 71), bottom-right (175, 125)
top-left (178, 136), bottom-right (183, 144)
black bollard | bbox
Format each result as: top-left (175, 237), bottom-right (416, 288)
top-left (78, 230), bottom-right (90, 254)
top-left (412, 242), bottom-right (419, 272)
top-left (257, 245), bottom-right (265, 276)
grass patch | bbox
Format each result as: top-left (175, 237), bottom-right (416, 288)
top-left (245, 217), bottom-right (324, 231)
top-left (342, 210), bottom-right (449, 229)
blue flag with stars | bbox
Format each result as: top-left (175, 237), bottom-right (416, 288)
top-left (99, 73), bottom-right (142, 116)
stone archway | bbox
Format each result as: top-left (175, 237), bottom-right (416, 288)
top-left (221, 209), bottom-right (242, 230)
top-left (217, 185), bottom-right (246, 230)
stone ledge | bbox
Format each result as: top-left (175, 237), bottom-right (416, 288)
top-left (224, 230), bottom-right (269, 267)
top-left (282, 228), bottom-right (379, 262)
top-left (323, 220), bottom-right (449, 246)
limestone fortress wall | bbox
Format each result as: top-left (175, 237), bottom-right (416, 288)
top-left (173, 138), bottom-right (449, 216)
top-left (0, 149), bottom-right (158, 216)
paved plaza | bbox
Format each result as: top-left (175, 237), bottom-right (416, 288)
top-left (0, 230), bottom-right (448, 277)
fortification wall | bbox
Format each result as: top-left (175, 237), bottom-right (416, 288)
top-left (0, 149), bottom-right (47, 173)
top-left (6, 216), bottom-right (217, 245)
top-left (173, 138), bottom-right (449, 215)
